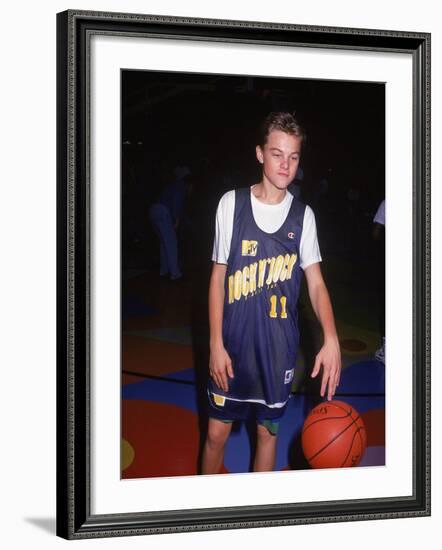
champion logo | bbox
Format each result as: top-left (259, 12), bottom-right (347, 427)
top-left (288, 232), bottom-right (295, 239)
top-left (284, 369), bottom-right (294, 384)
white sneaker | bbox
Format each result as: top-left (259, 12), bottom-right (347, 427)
top-left (375, 337), bottom-right (385, 363)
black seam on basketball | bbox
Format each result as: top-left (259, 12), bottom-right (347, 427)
top-left (302, 410), bottom-right (352, 435)
top-left (307, 414), bottom-right (361, 463)
top-left (308, 415), bottom-right (361, 463)
top-left (340, 427), bottom-right (363, 467)
top-left (327, 402), bottom-right (354, 417)
top-left (356, 426), bottom-right (366, 462)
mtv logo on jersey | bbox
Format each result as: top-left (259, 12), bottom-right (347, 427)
top-left (241, 240), bottom-right (258, 256)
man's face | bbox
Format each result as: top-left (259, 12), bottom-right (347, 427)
top-left (256, 130), bottom-right (302, 190)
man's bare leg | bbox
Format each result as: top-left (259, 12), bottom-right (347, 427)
top-left (201, 418), bottom-right (232, 474)
top-left (253, 423), bottom-right (277, 472)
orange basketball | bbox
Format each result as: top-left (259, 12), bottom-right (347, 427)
top-left (301, 400), bottom-right (367, 469)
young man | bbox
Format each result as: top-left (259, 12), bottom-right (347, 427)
top-left (201, 112), bottom-right (341, 474)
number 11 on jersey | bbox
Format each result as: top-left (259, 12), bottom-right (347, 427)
top-left (269, 295), bottom-right (288, 319)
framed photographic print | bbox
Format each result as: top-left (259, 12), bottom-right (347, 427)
top-left (56, 9), bottom-right (430, 539)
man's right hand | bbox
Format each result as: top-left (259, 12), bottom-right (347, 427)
top-left (209, 345), bottom-right (234, 392)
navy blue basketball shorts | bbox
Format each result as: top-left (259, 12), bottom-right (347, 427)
top-left (207, 390), bottom-right (289, 435)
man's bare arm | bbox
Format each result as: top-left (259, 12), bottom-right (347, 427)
top-left (304, 263), bottom-right (341, 400)
top-left (208, 263), bottom-right (234, 391)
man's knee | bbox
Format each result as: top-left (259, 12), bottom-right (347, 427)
top-left (256, 422), bottom-right (277, 444)
top-left (206, 419), bottom-right (232, 449)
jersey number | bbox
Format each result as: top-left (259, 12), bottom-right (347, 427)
top-left (269, 295), bottom-right (287, 319)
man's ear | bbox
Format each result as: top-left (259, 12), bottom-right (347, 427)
top-left (256, 145), bottom-right (264, 164)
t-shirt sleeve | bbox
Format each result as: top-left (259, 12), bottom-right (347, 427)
top-left (211, 190), bottom-right (235, 264)
top-left (373, 200), bottom-right (385, 225)
top-left (300, 205), bottom-right (322, 270)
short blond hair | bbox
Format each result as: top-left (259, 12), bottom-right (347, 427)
top-left (258, 112), bottom-right (305, 147)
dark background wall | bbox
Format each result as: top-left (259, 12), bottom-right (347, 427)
top-left (121, 69), bottom-right (385, 271)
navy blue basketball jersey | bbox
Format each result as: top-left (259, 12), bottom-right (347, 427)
top-left (208, 187), bottom-right (306, 420)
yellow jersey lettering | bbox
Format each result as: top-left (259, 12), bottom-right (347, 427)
top-left (280, 253), bottom-right (290, 282)
top-left (229, 253), bottom-right (297, 304)
top-left (258, 259), bottom-right (267, 288)
top-left (280, 296), bottom-right (288, 318)
top-left (249, 262), bottom-right (258, 294)
top-left (242, 266), bottom-right (250, 297)
top-left (234, 270), bottom-right (242, 301)
top-left (228, 275), bottom-right (234, 304)
top-left (266, 257), bottom-right (276, 285)
top-left (286, 254), bottom-right (298, 280)
top-left (273, 255), bottom-right (285, 284)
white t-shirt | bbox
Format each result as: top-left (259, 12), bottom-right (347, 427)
top-left (212, 187), bottom-right (322, 270)
top-left (373, 199), bottom-right (385, 225)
